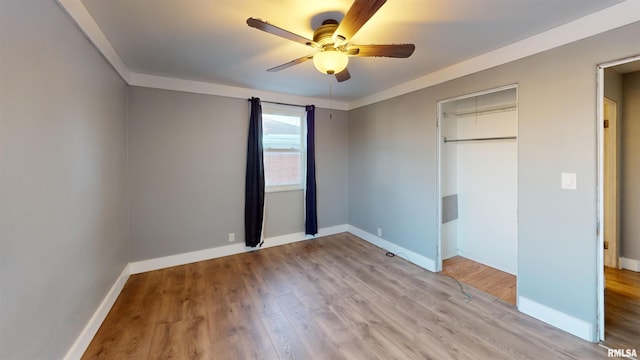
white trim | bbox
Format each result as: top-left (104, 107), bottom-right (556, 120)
top-left (349, 0), bottom-right (640, 110)
top-left (456, 250), bottom-right (517, 276)
top-left (262, 102), bottom-right (307, 192)
top-left (596, 54), bottom-right (640, 341)
top-left (265, 185), bottom-right (304, 193)
top-left (55, 0), bottom-right (131, 83)
top-left (129, 73), bottom-right (350, 111)
top-left (518, 296), bottom-right (595, 342)
top-left (57, 0), bottom-right (640, 111)
top-left (64, 225), bottom-right (347, 358)
top-left (128, 224), bottom-right (348, 274)
top-left (596, 64), bottom-right (607, 341)
top-left (347, 225), bottom-right (437, 272)
top-left (442, 247), bottom-right (458, 262)
top-left (598, 54), bottom-right (640, 69)
top-left (63, 264), bottom-right (132, 360)
top-left (435, 84), bottom-right (519, 276)
top-left (620, 257), bottom-right (640, 272)
top-left (66, 224), bottom-right (606, 358)
top-left (436, 100), bottom-right (443, 272)
top-left (129, 242), bottom-right (246, 274)
top-left (439, 84), bottom-right (519, 105)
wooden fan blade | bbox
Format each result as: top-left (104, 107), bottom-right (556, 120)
top-left (334, 0), bottom-right (387, 42)
top-left (348, 44), bottom-right (415, 58)
top-left (247, 18), bottom-right (319, 49)
top-left (335, 68), bottom-right (351, 82)
top-left (267, 54), bottom-right (314, 72)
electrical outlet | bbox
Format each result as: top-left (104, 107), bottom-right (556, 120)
top-left (228, 233), bottom-right (235, 242)
top-left (377, 228), bottom-right (382, 237)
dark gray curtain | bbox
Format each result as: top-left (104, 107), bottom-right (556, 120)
top-left (245, 97), bottom-right (264, 247)
top-left (305, 105), bottom-right (318, 235)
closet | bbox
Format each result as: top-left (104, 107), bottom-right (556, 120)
top-left (439, 86), bottom-right (518, 279)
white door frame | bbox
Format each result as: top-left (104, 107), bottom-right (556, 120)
top-left (596, 54), bottom-right (640, 341)
top-left (435, 84), bottom-right (519, 275)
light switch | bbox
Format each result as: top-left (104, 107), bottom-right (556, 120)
top-left (561, 172), bottom-right (577, 190)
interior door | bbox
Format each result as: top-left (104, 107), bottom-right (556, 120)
top-left (603, 97), bottom-right (618, 269)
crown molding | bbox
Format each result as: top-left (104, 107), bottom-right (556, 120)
top-left (349, 0), bottom-right (640, 110)
top-left (58, 0), bottom-right (640, 111)
top-left (57, 0), bottom-right (131, 82)
top-left (129, 73), bottom-right (350, 110)
top-left (55, 0), bottom-right (349, 110)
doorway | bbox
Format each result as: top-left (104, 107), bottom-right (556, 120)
top-left (436, 85), bottom-right (518, 304)
top-left (597, 55), bottom-right (640, 349)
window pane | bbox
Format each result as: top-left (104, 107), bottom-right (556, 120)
top-left (263, 114), bottom-right (301, 150)
top-left (264, 151), bottom-right (301, 187)
top-left (262, 112), bottom-right (303, 188)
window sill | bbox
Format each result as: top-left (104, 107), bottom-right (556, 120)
top-left (266, 185), bottom-right (303, 193)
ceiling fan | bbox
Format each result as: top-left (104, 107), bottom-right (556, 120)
top-left (247, 0), bottom-right (415, 82)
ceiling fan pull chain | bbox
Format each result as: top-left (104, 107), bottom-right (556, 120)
top-left (329, 80), bottom-right (333, 119)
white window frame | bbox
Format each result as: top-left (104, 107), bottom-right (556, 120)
top-left (262, 103), bottom-right (306, 193)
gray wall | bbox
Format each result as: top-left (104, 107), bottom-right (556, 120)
top-left (3, 1), bottom-right (638, 355)
top-left (0, 1), bottom-right (129, 359)
top-left (605, 68), bottom-right (624, 103)
top-left (622, 71), bottom-right (640, 260)
top-left (127, 87), bottom-right (348, 261)
top-left (349, 92), bottom-right (437, 256)
top-left (348, 21), bottom-right (640, 335)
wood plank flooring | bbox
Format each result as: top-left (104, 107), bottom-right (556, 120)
top-left (442, 256), bottom-right (517, 305)
top-left (83, 233), bottom-right (606, 359)
top-left (604, 266), bottom-right (640, 351)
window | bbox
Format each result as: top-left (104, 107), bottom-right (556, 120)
top-left (262, 103), bottom-right (306, 192)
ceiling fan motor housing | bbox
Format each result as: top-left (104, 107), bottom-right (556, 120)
top-left (311, 19), bottom-right (348, 75)
top-left (313, 19), bottom-right (339, 46)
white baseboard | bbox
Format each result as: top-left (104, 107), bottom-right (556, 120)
top-left (68, 223), bottom-right (603, 359)
top-left (266, 224), bottom-right (349, 248)
top-left (442, 249), bottom-right (458, 260)
top-left (63, 264), bottom-right (131, 360)
top-left (456, 250), bottom-right (517, 276)
top-left (620, 257), bottom-right (640, 272)
top-left (347, 225), bottom-right (437, 272)
top-left (129, 242), bottom-right (247, 274)
top-left (65, 224), bottom-right (348, 359)
top-left (518, 296), bottom-right (594, 342)
top-left (129, 224), bottom-right (348, 274)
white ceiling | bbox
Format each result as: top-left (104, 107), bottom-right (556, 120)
top-left (62, 0), bottom-right (637, 106)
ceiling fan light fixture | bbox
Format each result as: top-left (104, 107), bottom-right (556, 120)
top-left (313, 50), bottom-right (349, 75)
top-left (248, 0), bottom-right (415, 81)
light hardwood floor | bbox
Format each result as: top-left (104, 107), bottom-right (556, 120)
top-left (83, 233), bottom-right (606, 359)
top-left (442, 256), bottom-right (517, 305)
top-left (604, 266), bottom-right (640, 351)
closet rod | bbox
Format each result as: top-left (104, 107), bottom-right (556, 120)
top-left (444, 136), bottom-right (517, 143)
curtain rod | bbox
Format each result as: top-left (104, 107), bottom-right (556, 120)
top-left (247, 98), bottom-right (308, 108)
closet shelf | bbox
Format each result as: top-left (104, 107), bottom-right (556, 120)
top-left (444, 103), bottom-right (517, 118)
top-left (444, 136), bottom-right (517, 143)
